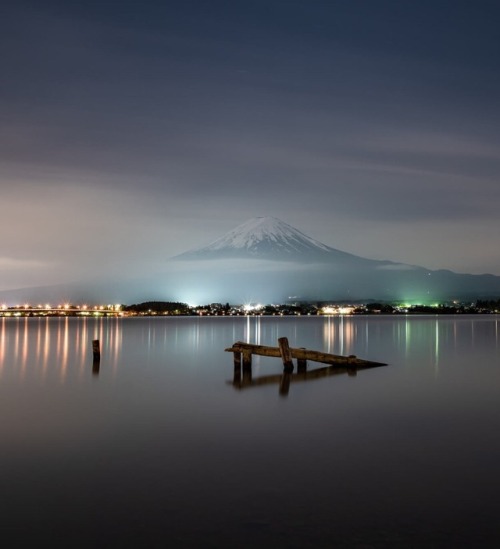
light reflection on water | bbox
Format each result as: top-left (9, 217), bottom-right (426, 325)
top-left (0, 317), bottom-right (124, 383)
top-left (1, 314), bottom-right (500, 382)
top-left (1, 315), bottom-right (500, 547)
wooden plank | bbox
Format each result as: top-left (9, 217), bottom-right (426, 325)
top-left (225, 341), bottom-right (386, 366)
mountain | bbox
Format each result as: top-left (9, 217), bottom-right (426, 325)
top-left (174, 216), bottom-right (390, 266)
top-left (169, 217), bottom-right (500, 303)
top-left (3, 218), bottom-right (500, 305)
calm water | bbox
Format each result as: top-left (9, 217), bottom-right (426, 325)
top-left (1, 315), bottom-right (500, 548)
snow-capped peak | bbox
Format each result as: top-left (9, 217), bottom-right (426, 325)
top-left (172, 216), bottom-right (368, 262)
top-left (196, 216), bottom-right (335, 254)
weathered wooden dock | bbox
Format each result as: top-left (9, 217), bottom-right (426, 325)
top-left (226, 338), bottom-right (386, 369)
top-left (225, 337), bottom-right (387, 395)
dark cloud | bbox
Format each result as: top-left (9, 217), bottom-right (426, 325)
top-left (1, 1), bottom-right (500, 296)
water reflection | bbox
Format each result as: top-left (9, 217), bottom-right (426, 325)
top-left (0, 318), bottom-right (121, 383)
top-left (322, 315), bottom-right (356, 356)
top-left (244, 315), bottom-right (262, 344)
top-left (1, 315), bottom-right (500, 386)
top-left (92, 356), bottom-right (100, 376)
top-left (318, 315), bottom-right (500, 374)
top-left (2, 314), bottom-right (500, 548)
top-left (229, 359), bottom-right (372, 397)
top-left (21, 318), bottom-right (29, 378)
top-left (279, 370), bottom-right (291, 396)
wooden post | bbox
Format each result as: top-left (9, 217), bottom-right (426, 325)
top-left (92, 339), bottom-right (100, 375)
top-left (242, 349), bottom-right (252, 370)
top-left (242, 365), bottom-right (252, 385)
top-left (233, 352), bottom-right (241, 386)
top-left (92, 339), bottom-right (100, 359)
top-left (278, 337), bottom-right (294, 371)
top-left (347, 354), bottom-right (357, 376)
top-left (297, 347), bottom-right (307, 373)
top-left (241, 349), bottom-right (252, 386)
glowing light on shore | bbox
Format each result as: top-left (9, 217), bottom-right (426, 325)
top-left (243, 303), bottom-right (262, 313)
top-left (321, 306), bottom-right (355, 315)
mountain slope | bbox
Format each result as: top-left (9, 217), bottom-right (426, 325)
top-left (173, 216), bottom-right (388, 265)
top-left (167, 216), bottom-right (500, 302)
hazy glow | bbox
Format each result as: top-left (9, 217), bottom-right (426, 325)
top-left (243, 303), bottom-right (263, 313)
top-left (1, 2), bottom-right (499, 303)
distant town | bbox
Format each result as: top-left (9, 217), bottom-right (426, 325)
top-left (1, 299), bottom-right (500, 317)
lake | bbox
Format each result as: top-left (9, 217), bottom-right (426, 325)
top-left (1, 315), bottom-right (500, 548)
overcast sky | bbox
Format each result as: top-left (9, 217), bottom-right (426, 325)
top-left (1, 0), bottom-right (500, 294)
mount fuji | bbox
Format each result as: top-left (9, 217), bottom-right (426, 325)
top-left (2, 217), bottom-right (500, 305)
top-left (169, 217), bottom-right (500, 303)
top-left (174, 216), bottom-right (392, 267)
top-left (174, 216), bottom-right (335, 261)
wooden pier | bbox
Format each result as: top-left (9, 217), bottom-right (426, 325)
top-left (225, 338), bottom-right (386, 395)
top-left (226, 339), bottom-right (387, 369)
